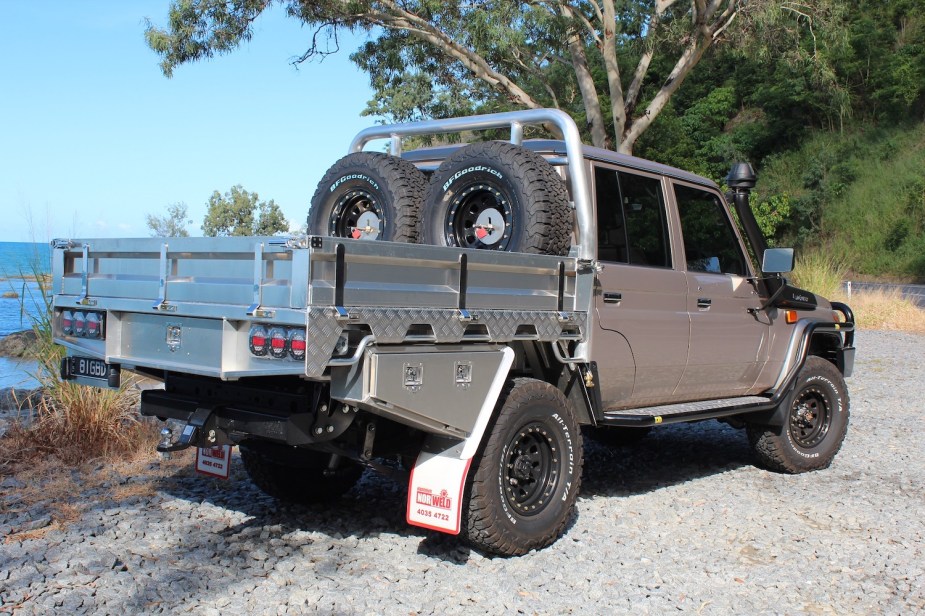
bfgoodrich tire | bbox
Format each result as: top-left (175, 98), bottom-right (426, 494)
top-left (308, 152), bottom-right (426, 242)
top-left (464, 378), bottom-right (583, 556)
top-left (240, 441), bottom-right (363, 504)
top-left (422, 142), bottom-right (572, 255)
top-left (747, 356), bottom-right (850, 473)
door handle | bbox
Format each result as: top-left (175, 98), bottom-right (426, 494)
top-left (697, 297), bottom-right (712, 309)
top-left (603, 292), bottom-right (622, 304)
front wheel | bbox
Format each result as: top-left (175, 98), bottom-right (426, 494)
top-left (464, 378), bottom-right (583, 556)
top-left (747, 356), bottom-right (850, 473)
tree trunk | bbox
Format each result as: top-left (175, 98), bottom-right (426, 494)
top-left (560, 4), bottom-right (609, 149)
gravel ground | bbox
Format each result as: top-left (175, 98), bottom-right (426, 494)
top-left (1, 329), bottom-right (923, 615)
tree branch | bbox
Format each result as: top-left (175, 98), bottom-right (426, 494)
top-left (621, 31), bottom-right (711, 153)
top-left (600, 0), bottom-right (627, 147)
top-left (559, 2), bottom-right (610, 147)
top-left (363, 0), bottom-right (542, 109)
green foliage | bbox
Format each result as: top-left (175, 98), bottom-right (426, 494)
top-left (751, 194), bottom-right (793, 246)
top-left (144, 0), bottom-right (268, 78)
top-left (202, 185), bottom-right (288, 237)
top-left (758, 122), bottom-right (925, 280)
top-left (144, 0), bottom-right (925, 280)
top-left (146, 202), bottom-right (191, 237)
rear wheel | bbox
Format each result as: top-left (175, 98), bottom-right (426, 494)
top-left (308, 152), bottom-right (425, 242)
top-left (747, 356), bottom-right (849, 473)
top-left (464, 378), bottom-right (582, 556)
top-left (240, 441), bottom-right (363, 504)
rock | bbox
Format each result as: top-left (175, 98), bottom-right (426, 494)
top-left (0, 330), bottom-right (38, 358)
top-left (0, 388), bottom-right (42, 413)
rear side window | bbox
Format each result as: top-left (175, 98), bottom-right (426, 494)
top-left (675, 184), bottom-right (747, 276)
top-left (594, 167), bottom-right (671, 268)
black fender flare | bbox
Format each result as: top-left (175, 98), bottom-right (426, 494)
top-left (750, 302), bottom-right (855, 427)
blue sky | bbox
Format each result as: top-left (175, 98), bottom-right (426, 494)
top-left (0, 2), bottom-right (385, 242)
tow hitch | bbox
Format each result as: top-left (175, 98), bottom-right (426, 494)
top-left (156, 406), bottom-right (217, 453)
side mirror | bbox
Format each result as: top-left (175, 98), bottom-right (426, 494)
top-left (762, 248), bottom-right (794, 274)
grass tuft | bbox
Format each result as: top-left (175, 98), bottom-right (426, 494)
top-left (790, 248), bottom-right (925, 332)
top-left (847, 289), bottom-right (925, 334)
top-left (791, 249), bottom-right (849, 300)
top-left (1, 266), bottom-right (159, 472)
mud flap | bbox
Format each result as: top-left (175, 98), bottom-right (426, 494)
top-left (406, 347), bottom-right (514, 534)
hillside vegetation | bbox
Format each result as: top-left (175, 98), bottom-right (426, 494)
top-left (756, 123), bottom-right (925, 281)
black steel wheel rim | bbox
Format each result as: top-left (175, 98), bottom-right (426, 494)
top-left (329, 189), bottom-right (382, 240)
top-left (789, 386), bottom-right (832, 448)
top-left (503, 422), bottom-right (559, 515)
top-left (444, 181), bottom-right (513, 250)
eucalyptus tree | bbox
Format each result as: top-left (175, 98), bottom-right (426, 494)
top-left (147, 1), bottom-right (834, 153)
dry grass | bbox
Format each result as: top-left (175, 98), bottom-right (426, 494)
top-left (0, 279), bottom-right (161, 471)
top-left (791, 250), bottom-right (849, 300)
top-left (791, 248), bottom-right (925, 333)
top-left (1, 442), bottom-right (193, 543)
top-left (845, 288), bottom-right (925, 333)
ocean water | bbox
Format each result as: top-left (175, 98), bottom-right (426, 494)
top-left (0, 242), bottom-right (50, 388)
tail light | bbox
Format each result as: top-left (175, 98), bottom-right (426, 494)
top-left (74, 311), bottom-right (86, 336)
top-left (86, 312), bottom-right (101, 338)
top-left (268, 327), bottom-right (288, 359)
top-left (288, 330), bottom-right (306, 360)
top-left (61, 310), bottom-right (74, 335)
top-left (248, 325), bottom-right (268, 356)
top-left (59, 309), bottom-right (105, 339)
top-left (248, 324), bottom-right (308, 362)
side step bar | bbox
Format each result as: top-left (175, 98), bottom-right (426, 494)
top-left (600, 395), bottom-right (775, 428)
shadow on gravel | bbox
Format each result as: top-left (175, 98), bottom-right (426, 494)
top-left (30, 420), bottom-right (758, 612)
top-left (579, 419), bottom-right (755, 498)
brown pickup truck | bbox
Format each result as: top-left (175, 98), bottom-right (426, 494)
top-left (53, 109), bottom-right (854, 556)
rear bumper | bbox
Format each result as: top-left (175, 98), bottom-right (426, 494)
top-left (140, 389), bottom-right (354, 449)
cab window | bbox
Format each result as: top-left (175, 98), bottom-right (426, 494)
top-left (675, 184), bottom-right (748, 276)
top-left (594, 167), bottom-right (671, 268)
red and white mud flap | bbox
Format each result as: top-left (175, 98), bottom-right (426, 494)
top-left (196, 445), bottom-right (232, 479)
top-left (406, 347), bottom-right (515, 534)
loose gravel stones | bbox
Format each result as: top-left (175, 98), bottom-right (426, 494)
top-left (1, 330), bottom-right (923, 614)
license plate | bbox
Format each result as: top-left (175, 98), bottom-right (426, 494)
top-left (63, 356), bottom-right (119, 388)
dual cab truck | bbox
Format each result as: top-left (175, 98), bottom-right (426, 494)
top-left (52, 109), bottom-right (854, 556)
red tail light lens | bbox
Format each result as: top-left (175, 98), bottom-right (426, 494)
top-left (73, 311), bottom-right (87, 336)
top-left (86, 312), bottom-right (102, 338)
top-left (248, 324), bottom-right (308, 361)
top-left (60, 310), bottom-right (105, 339)
top-left (249, 325), bottom-right (268, 356)
top-left (288, 330), bottom-right (306, 360)
top-left (268, 327), bottom-right (288, 359)
top-left (61, 310), bottom-right (74, 335)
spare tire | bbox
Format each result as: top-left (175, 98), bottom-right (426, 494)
top-left (422, 141), bottom-right (572, 255)
top-left (308, 152), bottom-right (425, 242)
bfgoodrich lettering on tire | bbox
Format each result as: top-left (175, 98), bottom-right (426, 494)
top-left (422, 142), bottom-right (572, 255)
top-left (464, 378), bottom-right (583, 556)
top-left (308, 152), bottom-right (425, 242)
top-left (747, 356), bottom-right (850, 473)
